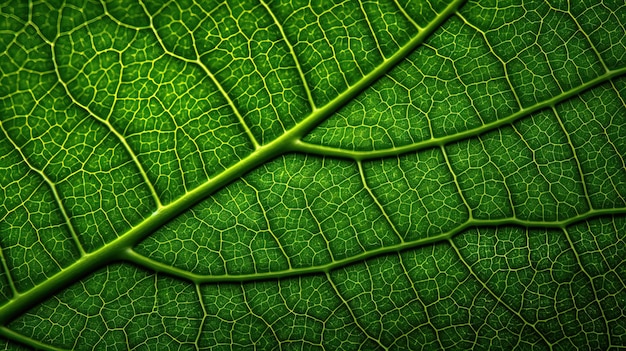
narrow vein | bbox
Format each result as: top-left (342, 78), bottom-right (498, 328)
top-left (299, 161), bottom-right (338, 261)
top-left (241, 178), bottom-right (293, 270)
top-left (552, 106), bottom-right (593, 211)
top-left (137, 0), bottom-right (260, 150)
top-left (509, 123), bottom-right (562, 211)
top-left (608, 80), bottom-right (626, 172)
top-left (0, 121), bottom-right (86, 257)
top-left (592, 88), bottom-right (626, 200)
top-left (0, 244), bottom-right (17, 297)
top-left (475, 133), bottom-right (517, 217)
top-left (392, 0), bottom-right (422, 30)
top-left (194, 283), bottom-right (207, 350)
top-left (356, 1), bottom-right (386, 59)
top-left (448, 239), bottom-right (555, 351)
top-left (36, 21), bottom-right (164, 209)
top-left (396, 253), bottom-right (446, 350)
top-left (440, 145), bottom-right (473, 219)
top-left (556, 1), bottom-right (610, 73)
top-left (239, 284), bottom-right (283, 349)
top-left (456, 12), bottom-right (523, 109)
top-left (357, 161), bottom-right (405, 243)
top-left (560, 226), bottom-right (612, 348)
top-left (325, 272), bottom-right (388, 350)
top-left (259, 0), bottom-right (317, 111)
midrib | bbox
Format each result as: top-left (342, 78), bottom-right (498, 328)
top-left (0, 0), bottom-right (465, 326)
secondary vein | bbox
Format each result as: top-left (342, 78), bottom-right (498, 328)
top-left (291, 66), bottom-right (626, 161)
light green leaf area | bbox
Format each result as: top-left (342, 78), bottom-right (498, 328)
top-left (0, 0), bottom-right (625, 349)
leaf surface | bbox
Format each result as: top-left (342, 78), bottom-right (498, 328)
top-left (0, 0), bottom-right (625, 349)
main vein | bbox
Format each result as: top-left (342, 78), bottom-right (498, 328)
top-left (0, 0), bottom-right (465, 326)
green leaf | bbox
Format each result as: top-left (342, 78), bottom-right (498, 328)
top-left (1, 0), bottom-right (625, 349)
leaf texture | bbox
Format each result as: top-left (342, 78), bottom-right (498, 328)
top-left (0, 0), bottom-right (625, 349)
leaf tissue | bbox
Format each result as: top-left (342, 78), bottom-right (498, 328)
top-left (0, 0), bottom-right (625, 349)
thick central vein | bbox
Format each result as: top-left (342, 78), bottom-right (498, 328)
top-left (0, 0), bottom-right (465, 326)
